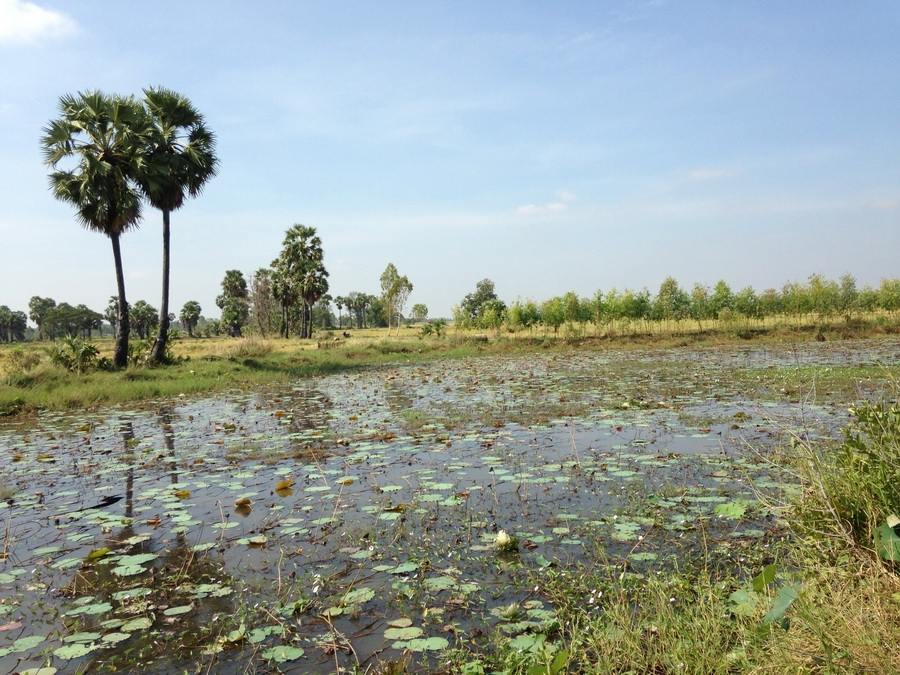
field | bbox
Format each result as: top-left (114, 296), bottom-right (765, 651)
top-left (0, 331), bottom-right (898, 673)
top-left (1, 313), bottom-right (897, 417)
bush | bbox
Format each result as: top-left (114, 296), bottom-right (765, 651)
top-left (47, 336), bottom-right (99, 374)
top-left (792, 402), bottom-right (900, 560)
top-left (127, 339), bottom-right (151, 367)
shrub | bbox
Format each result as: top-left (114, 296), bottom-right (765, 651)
top-left (127, 339), bottom-right (151, 367)
top-left (792, 402), bottom-right (900, 560)
top-left (47, 336), bottom-right (99, 374)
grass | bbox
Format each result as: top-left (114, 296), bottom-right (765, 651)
top-left (443, 400), bottom-right (900, 674)
top-left (2, 316), bottom-right (898, 418)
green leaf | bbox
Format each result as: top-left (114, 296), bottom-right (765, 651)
top-left (54, 642), bottom-right (96, 659)
top-left (728, 589), bottom-right (759, 617)
top-left (403, 636), bottom-right (449, 652)
top-left (12, 635), bottom-right (45, 652)
top-left (550, 649), bottom-right (569, 674)
top-left (763, 585), bottom-right (800, 625)
top-left (261, 645), bottom-right (305, 663)
top-left (875, 522), bottom-right (900, 562)
top-left (121, 617), bottom-right (152, 631)
top-left (714, 500), bottom-right (750, 520)
top-left (342, 586), bottom-right (375, 605)
top-left (101, 632), bottom-right (131, 644)
top-left (751, 563), bottom-right (777, 592)
top-left (384, 626), bottom-right (423, 640)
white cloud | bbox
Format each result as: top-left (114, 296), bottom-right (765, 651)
top-left (517, 190), bottom-right (576, 215)
top-left (0, 0), bottom-right (77, 45)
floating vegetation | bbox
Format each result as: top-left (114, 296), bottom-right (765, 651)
top-left (0, 339), bottom-right (897, 671)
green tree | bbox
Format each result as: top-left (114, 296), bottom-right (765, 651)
top-left (42, 91), bottom-right (147, 367)
top-left (380, 263), bottom-right (413, 334)
top-left (216, 270), bottom-right (250, 337)
top-left (690, 283), bottom-right (711, 328)
top-left (653, 277), bottom-right (690, 322)
top-left (179, 300), bottom-right (202, 337)
top-left (710, 280), bottom-right (734, 318)
top-left (105, 296), bottom-right (120, 335)
top-left (249, 268), bottom-right (279, 337)
top-left (334, 296), bottom-right (346, 329)
top-left (130, 300), bottom-right (159, 339)
top-left (733, 287), bottom-right (760, 318)
top-left (541, 297), bottom-right (565, 335)
top-left (139, 87), bottom-right (218, 363)
top-left (479, 299), bottom-right (506, 334)
top-left (838, 273), bottom-right (859, 320)
top-left (28, 296), bottom-right (56, 340)
top-left (410, 303), bottom-right (428, 323)
top-left (271, 225), bottom-right (329, 339)
top-left (461, 279), bottom-right (501, 324)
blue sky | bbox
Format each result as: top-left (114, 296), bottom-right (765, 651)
top-left (1, 1), bottom-right (899, 318)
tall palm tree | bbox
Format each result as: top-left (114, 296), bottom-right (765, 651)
top-left (42, 91), bottom-right (147, 368)
top-left (139, 87), bottom-right (218, 364)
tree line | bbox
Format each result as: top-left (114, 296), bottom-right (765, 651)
top-left (452, 274), bottom-right (900, 333)
top-left (194, 226), bottom-right (419, 339)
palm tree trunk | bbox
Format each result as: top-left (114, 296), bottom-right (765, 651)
top-left (111, 233), bottom-right (129, 368)
top-left (150, 209), bottom-right (171, 363)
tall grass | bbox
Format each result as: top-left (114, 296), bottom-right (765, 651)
top-left (791, 401), bottom-right (900, 559)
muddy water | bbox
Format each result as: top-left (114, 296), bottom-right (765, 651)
top-left (0, 339), bottom-right (897, 673)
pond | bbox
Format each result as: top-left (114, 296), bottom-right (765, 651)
top-left (1, 338), bottom-right (898, 673)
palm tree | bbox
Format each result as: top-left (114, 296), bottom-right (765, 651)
top-left (139, 87), bottom-right (218, 364)
top-left (42, 91), bottom-right (147, 368)
top-left (335, 296), bottom-right (344, 329)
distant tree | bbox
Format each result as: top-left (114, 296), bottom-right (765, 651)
top-left (838, 273), bottom-right (859, 320)
top-left (312, 294), bottom-right (335, 329)
top-left (75, 304), bottom-right (103, 338)
top-left (479, 299), bottom-right (506, 334)
top-left (334, 295), bottom-right (345, 328)
top-left (710, 280), bottom-right (734, 318)
top-left (653, 277), bottom-right (690, 322)
top-left (105, 296), bottom-right (120, 335)
top-left (271, 225), bottom-right (329, 338)
top-left (461, 279), bottom-right (500, 325)
top-left (590, 290), bottom-right (605, 326)
top-left (380, 263), bottom-right (413, 334)
top-left (216, 270), bottom-right (250, 337)
top-left (878, 279), bottom-right (900, 313)
top-left (138, 87), bottom-right (218, 363)
top-left (541, 297), bottom-right (565, 335)
top-left (130, 300), bottom-right (159, 339)
top-left (366, 294), bottom-right (387, 328)
top-left (344, 291), bottom-right (373, 328)
top-left (0, 307), bottom-right (28, 342)
top-left (43, 303), bottom-right (101, 339)
top-left (758, 288), bottom-right (782, 317)
top-left (410, 303), bottom-right (428, 323)
top-left (249, 268), bottom-right (279, 337)
top-left (10, 311), bottom-right (27, 342)
top-left (42, 91), bottom-right (146, 368)
top-left (734, 287), bottom-right (760, 318)
top-left (690, 283), bottom-right (711, 329)
top-left (28, 296), bottom-right (56, 340)
top-left (179, 301), bottom-right (202, 337)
